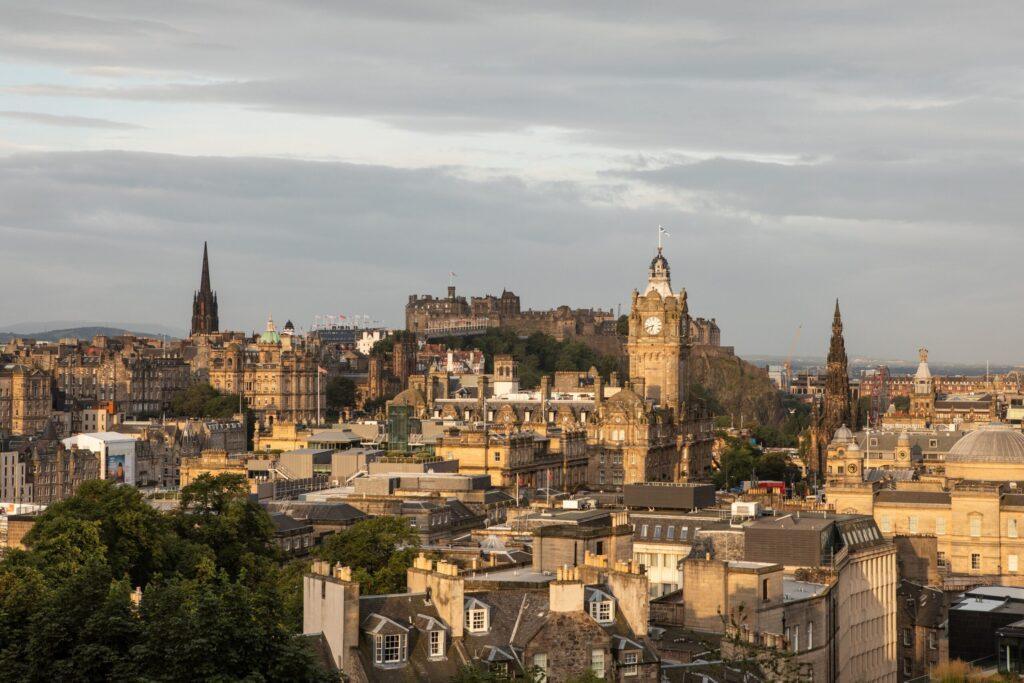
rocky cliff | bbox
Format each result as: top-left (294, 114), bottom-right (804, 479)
top-left (689, 346), bottom-right (786, 427)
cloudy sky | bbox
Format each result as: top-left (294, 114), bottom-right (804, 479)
top-left (2, 2), bottom-right (1022, 363)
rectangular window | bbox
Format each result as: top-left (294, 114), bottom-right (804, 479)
top-left (533, 653), bottom-right (548, 677)
top-left (376, 634), bottom-right (404, 664)
top-left (936, 517), bottom-right (946, 535)
top-left (1011, 555), bottom-right (1019, 573)
top-left (641, 524), bottom-right (648, 538)
top-left (591, 649), bottom-right (605, 676)
top-left (928, 632), bottom-right (937, 650)
top-left (666, 526), bottom-right (674, 540)
top-left (971, 516), bottom-right (982, 538)
top-left (680, 527), bottom-right (689, 541)
top-left (972, 553), bottom-right (981, 570)
top-left (1011, 519), bottom-right (1019, 538)
top-left (903, 628), bottom-right (911, 647)
top-left (807, 622), bottom-right (813, 650)
top-left (792, 627), bottom-right (799, 652)
top-left (880, 515), bottom-right (892, 533)
top-left (653, 525), bottom-right (662, 540)
top-left (429, 630), bottom-right (443, 657)
top-left (908, 516), bottom-right (918, 533)
top-left (623, 651), bottom-right (639, 677)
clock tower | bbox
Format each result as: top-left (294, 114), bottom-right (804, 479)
top-left (626, 244), bottom-right (688, 417)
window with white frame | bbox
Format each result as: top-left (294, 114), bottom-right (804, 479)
top-left (970, 514), bottom-right (982, 538)
top-left (589, 598), bottom-right (614, 624)
top-left (807, 622), bottom-right (813, 650)
top-left (622, 651), bottom-right (639, 676)
top-left (1011, 519), bottom-right (1019, 538)
top-left (591, 649), bottom-right (605, 676)
top-left (374, 633), bottom-right (406, 664)
top-left (533, 653), bottom-right (548, 678)
top-left (1011, 555), bottom-right (1019, 573)
top-left (429, 629), bottom-right (444, 657)
top-left (465, 601), bottom-right (489, 633)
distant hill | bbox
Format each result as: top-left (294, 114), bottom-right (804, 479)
top-left (0, 326), bottom-right (179, 343)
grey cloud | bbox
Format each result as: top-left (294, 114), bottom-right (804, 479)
top-left (0, 110), bottom-right (140, 129)
top-left (618, 155), bottom-right (1024, 228)
top-left (0, 150), bottom-right (1021, 364)
top-left (3, 2), bottom-right (1024, 155)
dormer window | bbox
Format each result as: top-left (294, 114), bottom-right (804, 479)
top-left (586, 587), bottom-right (616, 625)
top-left (590, 600), bottom-right (613, 624)
top-left (429, 629), bottom-right (445, 658)
top-left (465, 597), bottom-right (490, 633)
top-left (374, 634), bottom-right (407, 664)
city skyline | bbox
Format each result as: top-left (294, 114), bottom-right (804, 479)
top-left (3, 3), bottom-right (1024, 362)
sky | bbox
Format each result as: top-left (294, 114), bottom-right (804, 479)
top-left (1, 2), bottom-right (1023, 363)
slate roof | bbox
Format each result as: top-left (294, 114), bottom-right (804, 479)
top-left (875, 490), bottom-right (951, 506)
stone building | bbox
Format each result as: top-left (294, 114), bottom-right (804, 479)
top-left (303, 552), bottom-right (661, 681)
top-left (434, 423), bottom-right (588, 491)
top-left (43, 336), bottom-right (191, 418)
top-left (828, 423), bottom-right (1024, 588)
top-left (414, 247), bottom-right (716, 491)
top-left (405, 284), bottom-right (618, 348)
top-left (0, 423), bottom-right (101, 505)
top-left (897, 579), bottom-right (947, 681)
top-left (0, 363), bottom-right (51, 436)
top-left (190, 241), bottom-right (219, 336)
top-left (198, 316), bottom-right (323, 430)
top-left (675, 512), bottom-right (898, 683)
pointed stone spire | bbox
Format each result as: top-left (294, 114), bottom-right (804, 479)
top-left (821, 297), bottom-right (851, 463)
top-left (190, 242), bottom-right (219, 336)
top-left (200, 241), bottom-right (211, 293)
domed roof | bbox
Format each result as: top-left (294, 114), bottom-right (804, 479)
top-left (259, 314), bottom-right (281, 345)
top-left (830, 424), bottom-right (854, 444)
top-left (391, 387), bottom-right (427, 407)
top-left (946, 425), bottom-right (1024, 464)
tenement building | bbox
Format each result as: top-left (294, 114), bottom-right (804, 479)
top-left (0, 363), bottom-right (51, 436)
top-left (304, 552), bottom-right (661, 681)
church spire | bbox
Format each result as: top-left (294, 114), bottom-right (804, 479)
top-left (200, 241), bottom-right (212, 294)
top-left (190, 242), bottom-right (219, 336)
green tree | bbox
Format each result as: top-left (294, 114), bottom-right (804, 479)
top-left (325, 376), bottom-right (356, 421)
top-left (169, 382), bottom-right (243, 418)
top-left (174, 473), bottom-right (276, 579)
top-left (0, 474), bottom-right (332, 682)
top-left (316, 517), bottom-right (419, 594)
top-left (24, 480), bottom-right (172, 586)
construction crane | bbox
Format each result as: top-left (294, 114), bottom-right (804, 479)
top-left (784, 324), bottom-right (803, 379)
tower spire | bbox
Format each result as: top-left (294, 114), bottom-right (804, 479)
top-left (190, 242), bottom-right (219, 336)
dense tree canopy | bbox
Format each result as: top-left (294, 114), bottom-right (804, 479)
top-left (713, 436), bottom-right (803, 490)
top-left (315, 516), bottom-right (419, 595)
top-left (437, 328), bottom-right (622, 388)
top-left (0, 477), bottom-right (331, 682)
top-left (169, 382), bottom-right (243, 419)
top-left (324, 376), bottom-right (356, 421)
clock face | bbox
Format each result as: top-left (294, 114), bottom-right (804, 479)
top-left (644, 316), bottom-right (663, 335)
